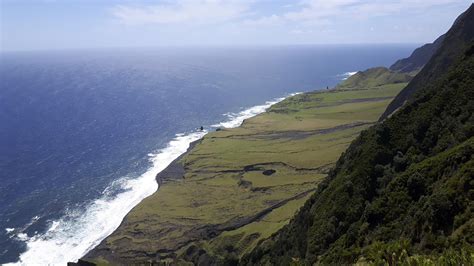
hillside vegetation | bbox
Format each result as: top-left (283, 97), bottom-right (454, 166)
top-left (82, 78), bottom-right (408, 265)
top-left (243, 5), bottom-right (474, 265)
top-left (336, 67), bottom-right (413, 90)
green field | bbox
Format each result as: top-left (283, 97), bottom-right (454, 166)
top-left (84, 81), bottom-right (408, 264)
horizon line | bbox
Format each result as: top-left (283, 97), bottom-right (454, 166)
top-left (0, 42), bottom-right (423, 53)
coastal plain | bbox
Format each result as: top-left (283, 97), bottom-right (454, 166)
top-left (84, 75), bottom-right (409, 264)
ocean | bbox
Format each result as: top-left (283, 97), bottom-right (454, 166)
top-left (0, 45), bottom-right (416, 264)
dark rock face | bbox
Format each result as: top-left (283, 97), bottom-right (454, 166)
top-left (155, 139), bottom-right (201, 185)
top-left (67, 259), bottom-right (96, 266)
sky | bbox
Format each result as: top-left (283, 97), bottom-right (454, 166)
top-left (1, 0), bottom-right (473, 51)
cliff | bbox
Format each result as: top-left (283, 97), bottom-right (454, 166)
top-left (389, 34), bottom-right (445, 73)
top-left (381, 4), bottom-right (474, 120)
top-left (243, 5), bottom-right (474, 265)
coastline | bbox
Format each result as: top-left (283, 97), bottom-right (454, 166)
top-left (80, 79), bottom-right (408, 264)
top-left (64, 94), bottom-right (294, 265)
top-left (154, 93), bottom-right (302, 187)
top-left (155, 139), bottom-right (201, 187)
top-left (77, 94), bottom-right (301, 264)
top-left (4, 4), bottom-right (471, 263)
top-left (11, 95), bottom-right (292, 265)
top-left (9, 131), bottom-right (206, 265)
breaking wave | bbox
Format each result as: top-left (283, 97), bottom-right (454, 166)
top-left (9, 93), bottom-right (297, 265)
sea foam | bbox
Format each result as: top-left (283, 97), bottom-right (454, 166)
top-left (339, 71), bottom-right (358, 80)
top-left (9, 94), bottom-right (296, 265)
top-left (212, 93), bottom-right (299, 129)
top-left (8, 132), bottom-right (205, 265)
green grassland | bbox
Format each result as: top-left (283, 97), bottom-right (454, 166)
top-left (84, 81), bottom-right (408, 264)
top-left (335, 67), bottom-right (414, 90)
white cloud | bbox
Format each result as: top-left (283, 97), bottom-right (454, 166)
top-left (290, 28), bottom-right (314, 35)
top-left (105, 0), bottom-right (471, 45)
top-left (242, 14), bottom-right (282, 26)
top-left (112, 0), bottom-right (252, 25)
top-left (242, 0), bottom-right (469, 27)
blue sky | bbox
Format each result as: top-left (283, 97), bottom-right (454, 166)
top-left (1, 0), bottom-right (472, 51)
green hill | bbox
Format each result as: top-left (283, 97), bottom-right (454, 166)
top-left (336, 67), bottom-right (413, 90)
top-left (242, 5), bottom-right (474, 265)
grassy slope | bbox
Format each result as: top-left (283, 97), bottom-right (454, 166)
top-left (242, 30), bottom-right (474, 266)
top-left (83, 80), bottom-right (407, 264)
top-left (335, 67), bottom-right (414, 90)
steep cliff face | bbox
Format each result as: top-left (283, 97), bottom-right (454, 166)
top-left (243, 6), bottom-right (474, 265)
top-left (381, 4), bottom-right (474, 120)
top-left (389, 34), bottom-right (445, 73)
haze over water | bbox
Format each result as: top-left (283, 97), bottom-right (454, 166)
top-left (0, 45), bottom-right (415, 263)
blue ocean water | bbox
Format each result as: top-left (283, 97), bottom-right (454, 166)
top-left (0, 45), bottom-right (416, 264)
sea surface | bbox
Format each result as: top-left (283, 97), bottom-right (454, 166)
top-left (0, 45), bottom-right (416, 264)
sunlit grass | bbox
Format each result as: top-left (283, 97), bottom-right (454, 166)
top-left (87, 82), bottom-right (407, 263)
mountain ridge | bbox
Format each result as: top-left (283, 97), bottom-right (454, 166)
top-left (242, 5), bottom-right (474, 265)
top-left (389, 34), bottom-right (445, 73)
top-left (381, 4), bottom-right (474, 120)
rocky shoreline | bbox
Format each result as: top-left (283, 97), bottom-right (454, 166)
top-left (155, 139), bottom-right (202, 186)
